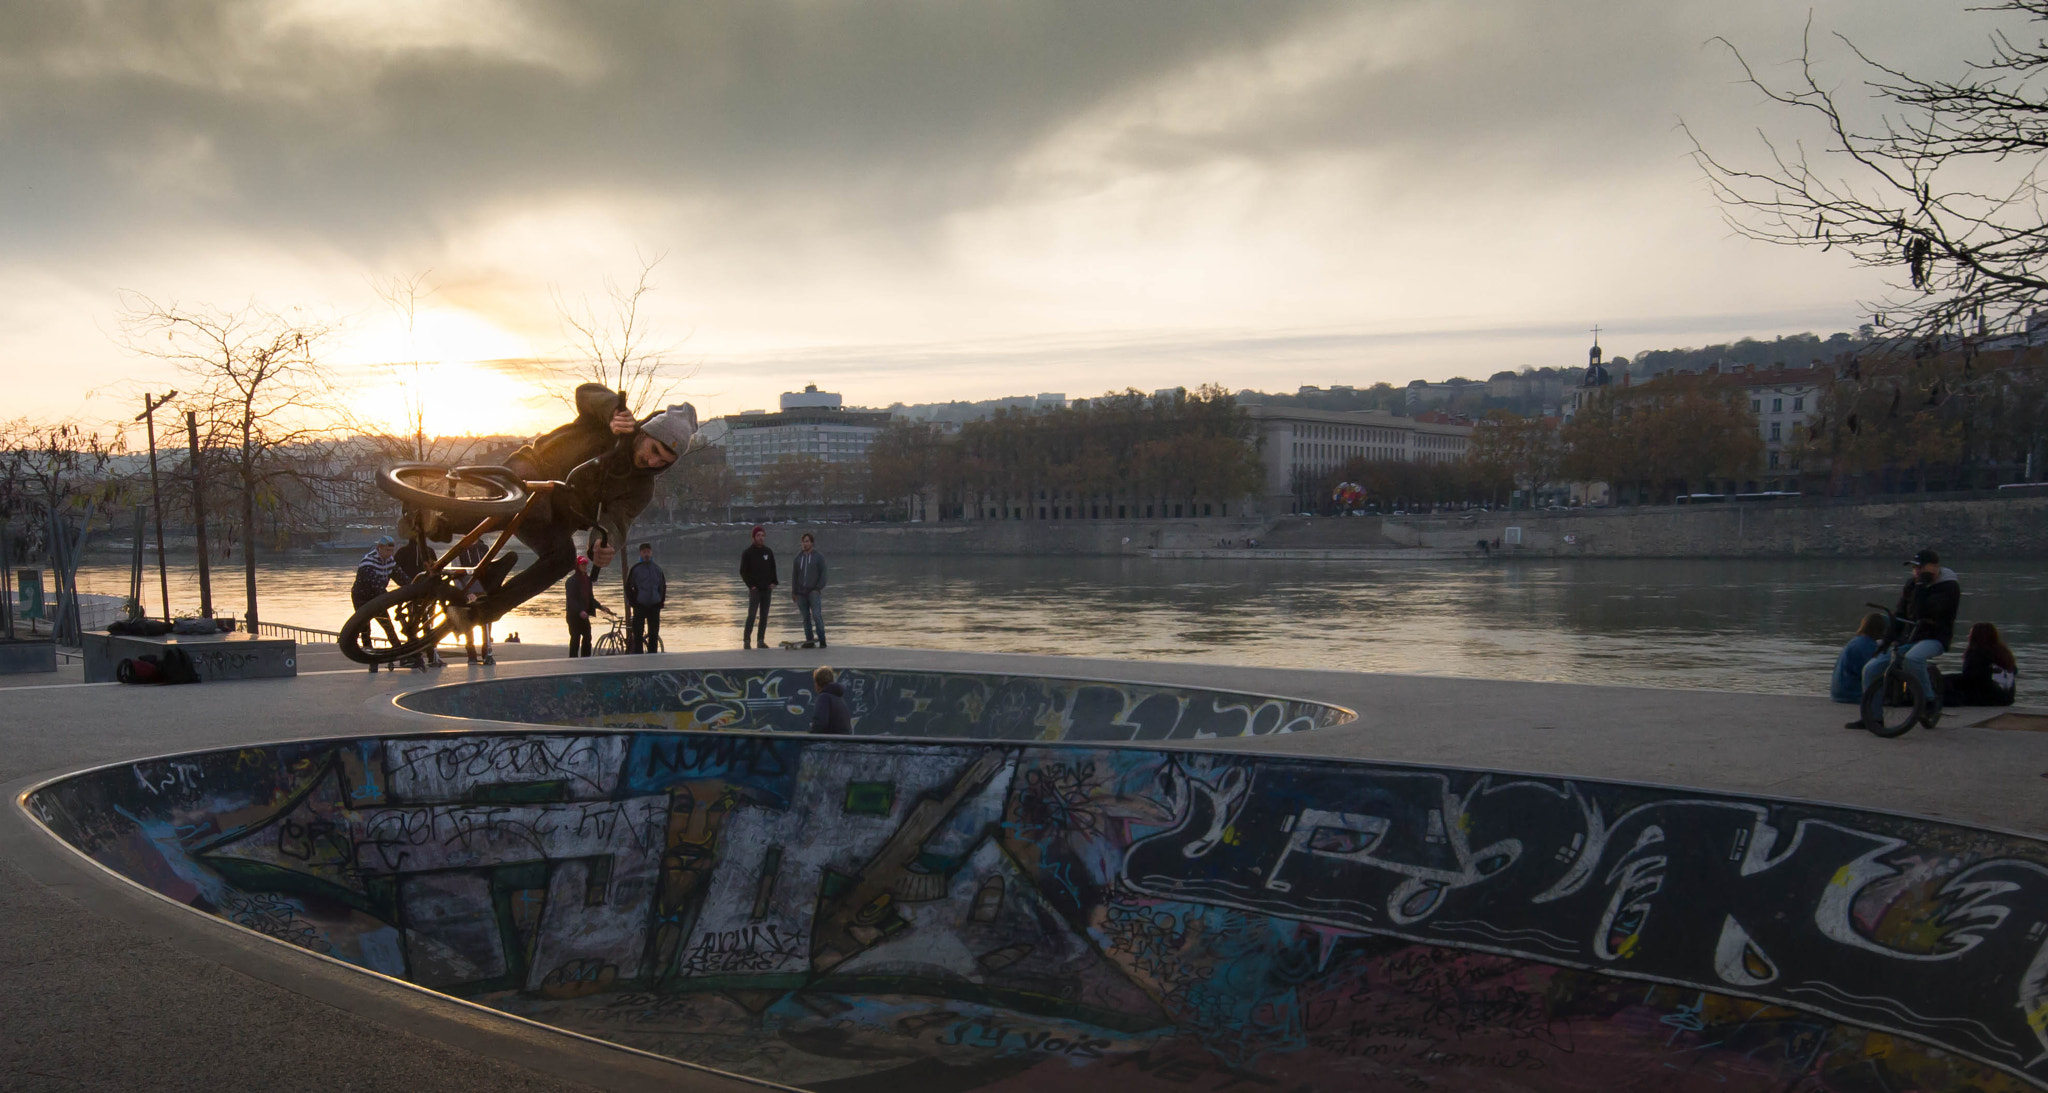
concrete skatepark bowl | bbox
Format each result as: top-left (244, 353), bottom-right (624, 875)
top-left (19, 666), bottom-right (2048, 1092)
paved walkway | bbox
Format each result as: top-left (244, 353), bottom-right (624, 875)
top-left (4, 646), bottom-right (2044, 1090)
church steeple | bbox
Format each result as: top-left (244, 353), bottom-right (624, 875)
top-left (1581, 324), bottom-right (1610, 388)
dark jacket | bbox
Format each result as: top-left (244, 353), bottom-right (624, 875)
top-left (809, 682), bottom-right (853, 734)
top-left (741, 544), bottom-right (777, 590)
top-left (626, 559), bottom-right (667, 609)
top-left (565, 567), bottom-right (605, 618)
top-left (792, 550), bottom-right (828, 595)
top-left (1894, 567), bottom-right (1962, 650)
top-left (505, 383), bottom-right (656, 547)
top-left (1944, 646), bottom-right (2018, 707)
top-left (352, 549), bottom-right (396, 605)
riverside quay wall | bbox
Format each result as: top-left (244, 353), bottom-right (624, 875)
top-left (1384, 493), bottom-right (2048, 559)
top-left (655, 494), bottom-right (2048, 559)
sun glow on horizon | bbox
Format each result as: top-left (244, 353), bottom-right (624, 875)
top-left (338, 307), bottom-right (555, 436)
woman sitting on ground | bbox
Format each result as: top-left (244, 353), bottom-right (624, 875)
top-left (1942, 622), bottom-right (2019, 707)
top-left (1831, 613), bottom-right (1887, 703)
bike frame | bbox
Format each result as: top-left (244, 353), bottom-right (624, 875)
top-left (402, 478), bottom-right (560, 597)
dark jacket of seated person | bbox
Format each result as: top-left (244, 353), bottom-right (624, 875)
top-left (1942, 622), bottom-right (2019, 707)
top-left (809, 667), bottom-right (853, 735)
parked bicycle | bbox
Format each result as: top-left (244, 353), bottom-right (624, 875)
top-left (1856, 601), bottom-right (1946, 737)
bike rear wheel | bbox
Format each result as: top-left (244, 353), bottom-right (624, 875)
top-left (1859, 664), bottom-right (1928, 738)
top-left (339, 583), bottom-right (460, 664)
top-left (377, 463), bottom-right (528, 519)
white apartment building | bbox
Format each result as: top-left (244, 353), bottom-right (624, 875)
top-left (1247, 406), bottom-right (1474, 514)
top-left (715, 385), bottom-right (892, 499)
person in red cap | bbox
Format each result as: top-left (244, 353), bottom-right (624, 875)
top-left (564, 553), bottom-right (611, 657)
top-left (739, 525), bottom-right (777, 649)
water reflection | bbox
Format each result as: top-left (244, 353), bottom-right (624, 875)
top-left (79, 555), bottom-right (2044, 698)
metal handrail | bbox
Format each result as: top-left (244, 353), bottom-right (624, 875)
top-left (251, 621), bottom-right (340, 643)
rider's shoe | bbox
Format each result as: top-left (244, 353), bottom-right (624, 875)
top-left (1844, 718), bottom-right (1869, 729)
top-left (480, 552), bottom-right (517, 590)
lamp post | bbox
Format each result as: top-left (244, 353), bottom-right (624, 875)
top-left (185, 410), bottom-right (214, 619)
top-left (134, 391), bottom-right (176, 620)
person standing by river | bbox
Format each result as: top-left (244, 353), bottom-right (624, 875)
top-left (626, 542), bottom-right (666, 654)
top-left (792, 533), bottom-right (828, 648)
top-left (740, 525), bottom-right (777, 649)
top-left (565, 554), bottom-right (608, 657)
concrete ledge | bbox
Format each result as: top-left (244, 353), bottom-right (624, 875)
top-left (81, 632), bottom-right (297, 684)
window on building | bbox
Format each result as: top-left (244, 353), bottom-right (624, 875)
top-left (1768, 451), bottom-right (1780, 469)
top-left (1793, 396), bottom-right (1804, 411)
top-left (1038, 507), bottom-right (1047, 520)
top-left (1173, 504), bottom-right (1183, 517)
top-left (1771, 397), bottom-right (1783, 412)
top-left (1203, 503), bottom-right (1213, 516)
top-left (1751, 399), bottom-right (1761, 412)
top-left (1118, 505), bottom-right (1127, 518)
top-left (1769, 422), bottom-right (1781, 441)
top-left (1145, 505), bottom-right (1153, 518)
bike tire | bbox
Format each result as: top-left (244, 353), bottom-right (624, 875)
top-left (1860, 666), bottom-right (1926, 738)
top-left (377, 463), bottom-right (529, 518)
top-left (594, 631), bottom-right (624, 656)
top-left (339, 584), bottom-right (459, 664)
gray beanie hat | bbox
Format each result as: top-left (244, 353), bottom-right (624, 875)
top-left (641, 403), bottom-right (698, 453)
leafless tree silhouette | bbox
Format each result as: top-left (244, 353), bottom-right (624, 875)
top-left (1690, 2), bottom-right (2048, 339)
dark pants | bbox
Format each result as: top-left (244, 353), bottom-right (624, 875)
top-left (797, 590), bottom-right (824, 644)
top-left (471, 511), bottom-right (580, 622)
top-left (744, 587), bottom-right (773, 643)
top-left (351, 589), bottom-right (401, 648)
top-left (567, 614), bottom-right (592, 657)
top-left (629, 607), bottom-right (662, 653)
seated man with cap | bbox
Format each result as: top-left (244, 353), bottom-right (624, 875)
top-left (1851, 548), bottom-right (1961, 727)
top-left (463, 383), bottom-right (697, 626)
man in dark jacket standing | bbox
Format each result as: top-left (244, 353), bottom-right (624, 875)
top-left (565, 554), bottom-right (609, 657)
top-left (809, 665), bottom-right (853, 734)
top-left (740, 526), bottom-right (776, 649)
top-left (792, 533), bottom-right (828, 648)
top-left (1852, 548), bottom-right (1961, 725)
top-left (625, 542), bottom-right (667, 654)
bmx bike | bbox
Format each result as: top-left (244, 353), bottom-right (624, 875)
top-left (1856, 601), bottom-right (1945, 738)
top-left (338, 463), bottom-right (562, 666)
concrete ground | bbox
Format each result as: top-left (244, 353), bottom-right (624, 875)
top-left (3, 645), bottom-right (2045, 1091)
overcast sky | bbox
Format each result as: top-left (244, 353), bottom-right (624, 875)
top-left (0, 0), bottom-right (1990, 435)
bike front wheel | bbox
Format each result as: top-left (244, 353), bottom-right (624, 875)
top-left (594, 630), bottom-right (625, 656)
top-left (339, 584), bottom-right (460, 664)
top-left (1859, 664), bottom-right (1928, 738)
top-left (377, 463), bottom-right (529, 519)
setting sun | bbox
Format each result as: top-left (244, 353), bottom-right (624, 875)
top-left (339, 308), bottom-right (553, 436)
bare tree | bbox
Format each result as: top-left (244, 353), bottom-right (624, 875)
top-left (360, 271), bottom-right (490, 469)
top-left (1690, 2), bottom-right (2048, 339)
top-left (119, 295), bottom-right (343, 630)
top-left (554, 251), bottom-right (691, 411)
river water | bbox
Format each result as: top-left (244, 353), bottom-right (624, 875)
top-left (70, 553), bottom-right (2045, 699)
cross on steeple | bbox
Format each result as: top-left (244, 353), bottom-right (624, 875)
top-left (1590, 324), bottom-right (1602, 344)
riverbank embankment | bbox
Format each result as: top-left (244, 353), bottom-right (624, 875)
top-left (649, 493), bottom-right (2048, 559)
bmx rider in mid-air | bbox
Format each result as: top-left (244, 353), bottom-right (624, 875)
top-left (458, 382), bottom-right (697, 628)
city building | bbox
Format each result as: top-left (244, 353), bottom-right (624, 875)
top-left (1723, 363), bottom-right (1827, 483)
top-left (1246, 406), bottom-right (1474, 514)
top-left (713, 385), bottom-right (891, 499)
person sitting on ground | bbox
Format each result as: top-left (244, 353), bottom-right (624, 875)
top-left (1942, 622), bottom-right (2018, 707)
top-left (1830, 612), bottom-right (1888, 703)
top-left (1850, 548), bottom-right (1962, 728)
top-left (809, 665), bottom-right (853, 735)
top-left (462, 383), bottom-right (696, 627)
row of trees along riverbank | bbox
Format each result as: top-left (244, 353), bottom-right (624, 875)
top-left (657, 385), bottom-right (1265, 522)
